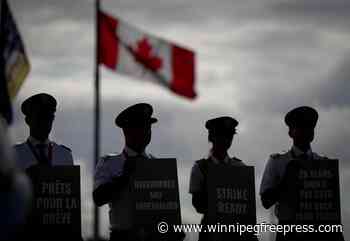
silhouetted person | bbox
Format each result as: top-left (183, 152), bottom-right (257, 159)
top-left (260, 106), bottom-right (344, 241)
top-left (189, 117), bottom-right (246, 241)
top-left (0, 119), bottom-right (32, 241)
top-left (14, 93), bottom-right (74, 169)
top-left (93, 103), bottom-right (158, 241)
top-left (12, 93), bottom-right (74, 241)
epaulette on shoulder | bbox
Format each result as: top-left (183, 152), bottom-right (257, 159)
top-left (195, 158), bottom-right (207, 165)
top-left (100, 155), bottom-right (111, 163)
top-left (60, 144), bottom-right (72, 152)
top-left (101, 153), bottom-right (118, 162)
top-left (315, 153), bottom-right (330, 160)
top-left (14, 142), bottom-right (25, 148)
top-left (195, 158), bottom-right (209, 175)
top-left (270, 153), bottom-right (283, 159)
top-left (232, 157), bottom-right (243, 162)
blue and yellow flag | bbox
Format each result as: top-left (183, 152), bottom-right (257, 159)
top-left (0, 0), bottom-right (30, 123)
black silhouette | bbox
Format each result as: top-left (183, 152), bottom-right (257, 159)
top-left (94, 103), bottom-right (162, 241)
top-left (260, 106), bottom-right (345, 241)
top-left (14, 93), bottom-right (74, 169)
top-left (190, 117), bottom-right (257, 241)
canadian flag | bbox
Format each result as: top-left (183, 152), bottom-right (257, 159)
top-left (99, 10), bottom-right (196, 99)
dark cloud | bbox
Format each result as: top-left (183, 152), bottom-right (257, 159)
top-left (233, 52), bottom-right (350, 117)
top-left (271, 0), bottom-right (350, 31)
top-left (10, 0), bottom-right (92, 23)
top-left (315, 54), bottom-right (350, 109)
top-left (272, 0), bottom-right (350, 17)
top-left (11, 0), bottom-right (350, 34)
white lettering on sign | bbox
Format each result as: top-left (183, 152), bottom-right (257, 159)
top-left (216, 188), bottom-right (248, 201)
top-left (41, 181), bottom-right (72, 195)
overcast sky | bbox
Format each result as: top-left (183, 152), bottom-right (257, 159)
top-left (8, 0), bottom-right (350, 240)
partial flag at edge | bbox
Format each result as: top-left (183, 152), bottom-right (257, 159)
top-left (0, 0), bottom-right (30, 123)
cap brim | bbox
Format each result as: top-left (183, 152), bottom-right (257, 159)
top-left (150, 117), bottom-right (158, 124)
top-left (117, 117), bottom-right (158, 128)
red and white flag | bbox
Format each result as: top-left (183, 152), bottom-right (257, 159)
top-left (98, 10), bottom-right (196, 99)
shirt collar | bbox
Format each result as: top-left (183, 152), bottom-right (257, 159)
top-left (28, 136), bottom-right (50, 146)
top-left (124, 146), bottom-right (149, 159)
top-left (208, 151), bottom-right (230, 164)
top-left (292, 145), bottom-right (313, 158)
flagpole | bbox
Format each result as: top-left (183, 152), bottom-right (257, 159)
top-left (94, 0), bottom-right (101, 239)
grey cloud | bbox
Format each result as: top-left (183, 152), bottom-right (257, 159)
top-left (273, 0), bottom-right (350, 16)
top-left (10, 0), bottom-right (92, 23)
top-left (270, 0), bottom-right (350, 31)
top-left (234, 52), bottom-right (350, 116)
top-left (230, 28), bottom-right (324, 54)
top-left (315, 55), bottom-right (350, 109)
top-left (11, 0), bottom-right (350, 35)
top-left (223, 51), bottom-right (349, 119)
top-left (10, 0), bottom-right (273, 31)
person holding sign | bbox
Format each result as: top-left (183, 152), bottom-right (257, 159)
top-left (260, 106), bottom-right (344, 241)
top-left (260, 106), bottom-right (322, 210)
top-left (14, 93), bottom-right (74, 169)
top-left (189, 116), bottom-right (246, 241)
top-left (93, 103), bottom-right (158, 241)
top-left (12, 93), bottom-right (76, 241)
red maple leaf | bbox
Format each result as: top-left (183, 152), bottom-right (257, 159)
top-left (130, 38), bottom-right (163, 72)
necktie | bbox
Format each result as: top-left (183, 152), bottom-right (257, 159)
top-left (36, 144), bottom-right (50, 165)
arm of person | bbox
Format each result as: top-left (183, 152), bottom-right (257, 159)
top-left (93, 155), bottom-right (130, 207)
top-left (189, 162), bottom-right (207, 214)
top-left (260, 155), bottom-right (281, 209)
top-left (191, 192), bottom-right (207, 214)
top-left (93, 175), bottom-right (128, 206)
top-left (260, 188), bottom-right (279, 209)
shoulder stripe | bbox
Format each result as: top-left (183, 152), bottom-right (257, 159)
top-left (232, 157), bottom-right (243, 162)
top-left (59, 144), bottom-right (72, 152)
top-left (270, 153), bottom-right (282, 159)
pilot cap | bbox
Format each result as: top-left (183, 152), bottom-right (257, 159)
top-left (205, 116), bottom-right (238, 134)
top-left (285, 106), bottom-right (318, 128)
top-left (21, 93), bottom-right (57, 116)
top-left (115, 103), bottom-right (158, 128)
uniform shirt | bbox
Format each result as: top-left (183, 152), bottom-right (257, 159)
top-left (189, 153), bottom-right (245, 194)
top-left (94, 146), bottom-right (153, 230)
top-left (260, 145), bottom-right (325, 219)
top-left (14, 137), bottom-right (73, 170)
